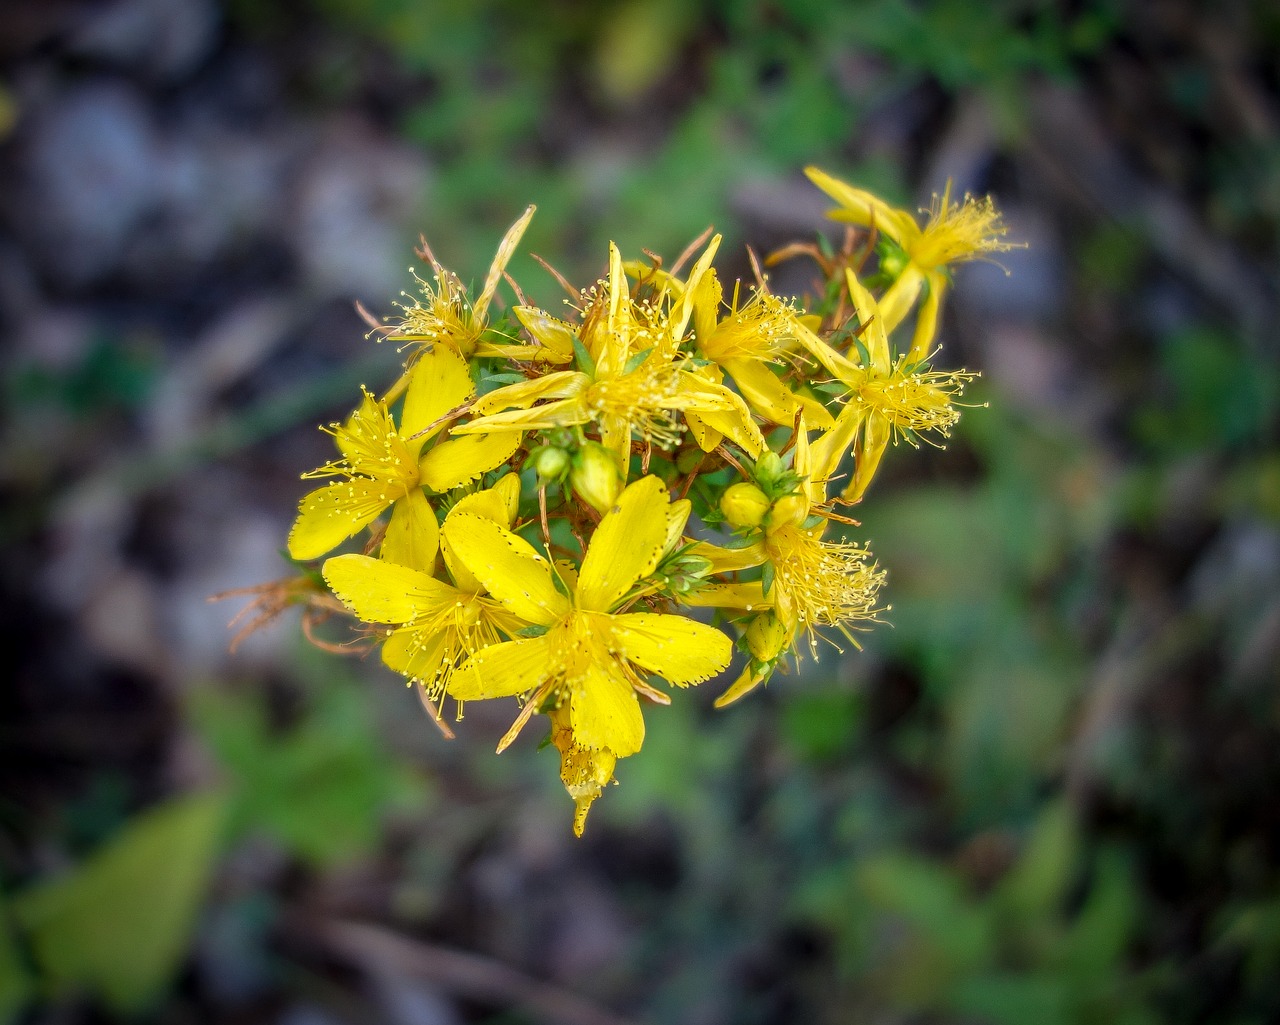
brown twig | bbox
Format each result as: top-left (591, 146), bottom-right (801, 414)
top-left (318, 919), bottom-right (642, 1025)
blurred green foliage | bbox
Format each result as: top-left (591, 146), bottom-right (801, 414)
top-left (192, 661), bottom-right (430, 869)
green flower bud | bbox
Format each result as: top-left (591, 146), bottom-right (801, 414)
top-left (528, 444), bottom-right (570, 482)
top-left (721, 482), bottom-right (771, 528)
top-left (570, 442), bottom-right (622, 514)
top-left (755, 451), bottom-right (785, 488)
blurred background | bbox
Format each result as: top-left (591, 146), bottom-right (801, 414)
top-left (1, 1), bottom-right (1278, 1023)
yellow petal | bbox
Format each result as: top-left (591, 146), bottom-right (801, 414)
top-left (685, 411), bottom-right (723, 453)
top-left (401, 345), bottom-right (476, 445)
top-left (907, 271), bottom-right (946, 364)
top-left (322, 553), bottom-right (453, 624)
top-left (714, 665), bottom-right (769, 709)
top-left (577, 475), bottom-right (671, 613)
top-left (681, 580), bottom-right (770, 610)
top-left (380, 488), bottom-right (439, 572)
top-left (875, 264), bottom-right (925, 340)
top-left (677, 373), bottom-right (766, 457)
top-left (453, 396), bottom-right (587, 435)
top-left (382, 628), bottom-right (448, 682)
top-left (473, 204), bottom-right (535, 322)
top-left (844, 412), bottom-right (892, 503)
top-left (672, 234), bottom-right (721, 341)
top-left (288, 479), bottom-right (391, 561)
top-left (691, 265), bottom-right (723, 349)
top-left (687, 541), bottom-right (767, 574)
top-left (569, 661), bottom-right (645, 757)
top-left (446, 472), bottom-right (520, 527)
top-left (418, 431), bottom-right (521, 492)
top-left (471, 370), bottom-right (588, 417)
top-left (514, 307), bottom-right (577, 358)
top-left (440, 512), bottom-right (569, 625)
top-left (844, 268), bottom-right (892, 373)
top-left (809, 402), bottom-right (867, 493)
top-left (611, 613), bottom-right (731, 685)
top-left (451, 637), bottom-right (552, 699)
top-left (804, 167), bottom-right (918, 247)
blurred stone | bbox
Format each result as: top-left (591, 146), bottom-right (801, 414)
top-left (15, 81), bottom-right (162, 287)
top-left (291, 120), bottom-right (428, 303)
top-left (81, 566), bottom-right (164, 674)
top-left (372, 976), bottom-right (461, 1025)
top-left (65, 0), bottom-right (221, 82)
top-left (956, 208), bottom-right (1064, 320)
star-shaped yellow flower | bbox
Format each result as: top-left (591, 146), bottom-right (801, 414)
top-left (442, 474), bottom-right (732, 833)
top-left (452, 242), bottom-right (764, 464)
top-left (806, 167), bottom-right (1017, 362)
top-left (287, 346), bottom-right (519, 564)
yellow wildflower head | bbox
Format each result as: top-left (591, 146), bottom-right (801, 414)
top-left (764, 523), bottom-right (886, 659)
top-left (908, 182), bottom-right (1018, 271)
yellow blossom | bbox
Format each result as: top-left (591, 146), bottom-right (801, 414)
top-left (320, 476), bottom-right (526, 706)
top-left (386, 206), bottom-right (537, 365)
top-left (443, 475), bottom-right (732, 833)
top-left (802, 269), bottom-right (975, 503)
top-left (806, 167), bottom-right (1018, 361)
top-left (287, 346), bottom-right (519, 564)
top-left (452, 242), bottom-right (764, 464)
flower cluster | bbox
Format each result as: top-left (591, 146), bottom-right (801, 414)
top-left (251, 168), bottom-right (1014, 835)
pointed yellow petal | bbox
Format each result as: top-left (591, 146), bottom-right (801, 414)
top-left (441, 512), bottom-right (569, 625)
top-left (514, 307), bottom-right (577, 358)
top-left (452, 397), bottom-right (587, 435)
top-left (569, 661), bottom-right (645, 757)
top-left (380, 488), bottom-right (439, 572)
top-left (684, 386), bottom-right (766, 457)
top-left (401, 345), bottom-right (476, 444)
top-left (810, 402), bottom-right (867, 491)
top-left (804, 167), bottom-right (918, 246)
top-left (418, 431), bottom-right (521, 492)
top-left (577, 475), bottom-right (671, 612)
top-left (687, 541), bottom-right (767, 574)
top-left (672, 234), bottom-right (721, 340)
top-left (685, 411), bottom-right (723, 453)
top-left (714, 665), bottom-right (769, 708)
top-left (875, 264), bottom-right (925, 339)
top-left (452, 637), bottom-right (552, 699)
top-left (473, 204), bottom-right (535, 322)
top-left (550, 711), bottom-right (617, 838)
top-left (471, 370), bottom-right (587, 416)
top-left (793, 321), bottom-right (863, 382)
top-left (907, 271), bottom-right (946, 364)
top-left (446, 472), bottom-right (520, 527)
top-left (844, 412), bottom-right (892, 503)
top-left (383, 628), bottom-right (448, 682)
top-left (323, 553), bottom-right (453, 624)
top-left (611, 613), bottom-right (731, 685)
top-left (288, 479), bottom-right (390, 561)
top-left (681, 580), bottom-right (770, 610)
top-left (844, 268), bottom-right (892, 373)
top-left (691, 265), bottom-right (722, 348)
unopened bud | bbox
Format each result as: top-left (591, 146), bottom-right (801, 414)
top-left (755, 451), bottom-right (785, 487)
top-left (528, 444), bottom-right (570, 482)
top-left (745, 612), bottom-right (790, 662)
top-left (721, 482), bottom-right (771, 528)
top-left (570, 442), bottom-right (622, 514)
top-left (769, 493), bottom-right (809, 529)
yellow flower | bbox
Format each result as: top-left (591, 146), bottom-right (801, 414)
top-left (443, 475), bottom-right (732, 832)
top-left (688, 267), bottom-right (835, 432)
top-left (802, 269), bottom-right (975, 504)
top-left (686, 422), bottom-right (885, 702)
top-left (287, 346), bottom-right (519, 564)
top-left (806, 167), bottom-right (1017, 362)
top-left (453, 242), bottom-right (764, 464)
top-left (320, 476), bottom-right (527, 706)
top-left (386, 206), bottom-right (536, 363)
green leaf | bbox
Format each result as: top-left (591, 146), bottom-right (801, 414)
top-left (14, 792), bottom-right (228, 1014)
top-left (623, 347), bottom-right (654, 375)
top-left (761, 561), bottom-right (775, 597)
top-left (993, 799), bottom-right (1079, 922)
top-left (572, 335), bottom-right (596, 376)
